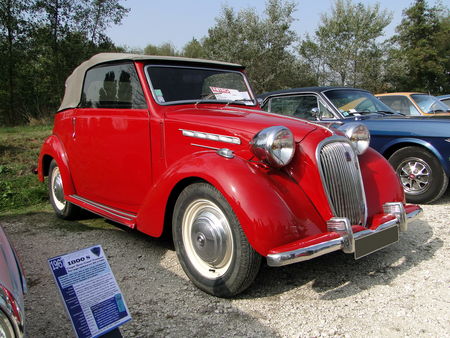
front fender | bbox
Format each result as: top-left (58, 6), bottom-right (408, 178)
top-left (38, 135), bottom-right (76, 196)
top-left (359, 148), bottom-right (405, 221)
top-left (136, 150), bottom-right (325, 256)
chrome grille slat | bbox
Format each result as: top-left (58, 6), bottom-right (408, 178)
top-left (319, 140), bottom-right (366, 225)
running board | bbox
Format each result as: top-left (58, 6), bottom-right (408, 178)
top-left (67, 195), bottom-right (137, 228)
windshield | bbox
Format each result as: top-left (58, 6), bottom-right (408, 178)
top-left (323, 89), bottom-right (395, 116)
top-left (411, 94), bottom-right (450, 114)
top-left (146, 65), bottom-right (255, 105)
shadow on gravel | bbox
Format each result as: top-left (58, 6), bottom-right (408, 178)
top-left (242, 218), bottom-right (441, 300)
top-left (1, 211), bottom-right (279, 337)
top-left (428, 189), bottom-right (450, 205)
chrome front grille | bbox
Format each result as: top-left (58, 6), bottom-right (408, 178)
top-left (318, 140), bottom-right (367, 225)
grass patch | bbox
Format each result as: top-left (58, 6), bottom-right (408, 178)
top-left (0, 125), bottom-right (52, 214)
top-left (0, 124), bottom-right (132, 233)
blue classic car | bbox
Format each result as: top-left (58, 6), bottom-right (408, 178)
top-left (258, 87), bottom-right (450, 204)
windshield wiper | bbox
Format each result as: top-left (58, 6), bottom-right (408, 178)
top-left (225, 99), bottom-right (255, 106)
top-left (193, 99), bottom-right (255, 108)
top-left (194, 99), bottom-right (230, 107)
top-left (347, 111), bottom-right (381, 115)
top-left (377, 110), bottom-right (405, 116)
top-left (429, 109), bottom-right (450, 114)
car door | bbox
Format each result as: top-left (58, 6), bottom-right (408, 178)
top-left (67, 62), bottom-right (151, 212)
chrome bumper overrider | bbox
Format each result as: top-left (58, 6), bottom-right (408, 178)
top-left (267, 203), bottom-right (423, 267)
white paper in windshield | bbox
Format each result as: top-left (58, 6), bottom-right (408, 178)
top-left (210, 86), bottom-right (251, 104)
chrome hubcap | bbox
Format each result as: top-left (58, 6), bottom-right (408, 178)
top-left (182, 199), bottom-right (233, 279)
top-left (397, 157), bottom-right (431, 195)
top-left (51, 166), bottom-right (66, 211)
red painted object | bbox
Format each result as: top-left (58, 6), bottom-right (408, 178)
top-left (38, 53), bottom-right (422, 297)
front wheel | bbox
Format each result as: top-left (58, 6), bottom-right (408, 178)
top-left (388, 146), bottom-right (449, 204)
top-left (172, 183), bottom-right (261, 297)
top-left (48, 160), bottom-right (81, 219)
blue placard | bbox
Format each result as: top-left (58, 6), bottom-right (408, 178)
top-left (48, 245), bottom-right (131, 338)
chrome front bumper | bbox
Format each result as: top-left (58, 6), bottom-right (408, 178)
top-left (267, 203), bottom-right (423, 267)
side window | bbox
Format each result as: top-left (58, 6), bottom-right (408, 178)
top-left (379, 96), bottom-right (420, 116)
top-left (269, 96), bottom-right (302, 116)
top-left (405, 97), bottom-right (421, 115)
top-left (81, 63), bottom-right (147, 109)
top-left (318, 100), bottom-right (335, 119)
top-left (268, 95), bottom-right (321, 120)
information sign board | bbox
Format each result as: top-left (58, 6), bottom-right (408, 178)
top-left (48, 245), bottom-right (131, 338)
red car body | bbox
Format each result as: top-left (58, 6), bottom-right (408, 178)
top-left (38, 54), bottom-right (422, 297)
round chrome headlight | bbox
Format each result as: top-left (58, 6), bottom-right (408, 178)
top-left (339, 123), bottom-right (370, 155)
top-left (250, 126), bottom-right (295, 167)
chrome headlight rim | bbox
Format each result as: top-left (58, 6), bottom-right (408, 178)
top-left (339, 123), bottom-right (370, 155)
top-left (250, 126), bottom-right (295, 168)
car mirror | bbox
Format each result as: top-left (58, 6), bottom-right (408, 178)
top-left (311, 107), bottom-right (321, 120)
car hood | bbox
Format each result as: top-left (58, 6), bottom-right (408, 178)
top-left (164, 104), bottom-right (328, 144)
top-left (357, 116), bottom-right (450, 137)
top-left (322, 115), bottom-right (450, 138)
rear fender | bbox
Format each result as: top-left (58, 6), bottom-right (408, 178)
top-left (38, 135), bottom-right (76, 196)
top-left (136, 151), bottom-right (324, 256)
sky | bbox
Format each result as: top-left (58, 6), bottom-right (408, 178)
top-left (105, 0), bottom-right (431, 51)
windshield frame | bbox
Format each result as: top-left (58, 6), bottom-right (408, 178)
top-left (144, 64), bottom-right (257, 106)
top-left (322, 88), bottom-right (396, 117)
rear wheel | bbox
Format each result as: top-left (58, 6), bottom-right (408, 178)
top-left (388, 146), bottom-right (448, 203)
top-left (172, 183), bottom-right (261, 297)
top-left (48, 160), bottom-right (81, 219)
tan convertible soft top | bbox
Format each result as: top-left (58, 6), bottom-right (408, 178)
top-left (58, 53), bottom-right (244, 111)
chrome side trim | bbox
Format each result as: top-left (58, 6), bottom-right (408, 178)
top-left (70, 195), bottom-right (136, 221)
top-left (266, 206), bottom-right (422, 267)
top-left (180, 129), bottom-right (241, 144)
top-left (191, 143), bottom-right (220, 150)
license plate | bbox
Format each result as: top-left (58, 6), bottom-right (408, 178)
top-left (354, 225), bottom-right (399, 259)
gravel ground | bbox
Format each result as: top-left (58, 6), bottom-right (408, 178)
top-left (2, 192), bottom-right (449, 337)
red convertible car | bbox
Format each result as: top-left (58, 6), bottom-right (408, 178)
top-left (38, 53), bottom-right (422, 297)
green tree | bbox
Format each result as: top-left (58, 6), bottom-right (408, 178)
top-left (0, 0), bottom-right (129, 125)
top-left (76, 0), bottom-right (130, 43)
top-left (0, 0), bottom-right (31, 124)
top-left (144, 42), bottom-right (179, 56)
top-left (299, 0), bottom-right (392, 92)
top-left (181, 38), bottom-right (205, 58)
top-left (202, 0), bottom-right (313, 94)
top-left (386, 0), bottom-right (450, 93)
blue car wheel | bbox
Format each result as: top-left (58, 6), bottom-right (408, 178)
top-left (389, 146), bottom-right (449, 204)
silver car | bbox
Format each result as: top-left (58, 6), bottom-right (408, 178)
top-left (0, 226), bottom-right (26, 338)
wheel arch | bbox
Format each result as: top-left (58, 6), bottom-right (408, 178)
top-left (380, 139), bottom-right (449, 175)
top-left (38, 135), bottom-right (76, 195)
top-left (41, 154), bottom-right (53, 177)
top-left (136, 152), bottom-right (324, 256)
top-left (162, 176), bottom-right (207, 238)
